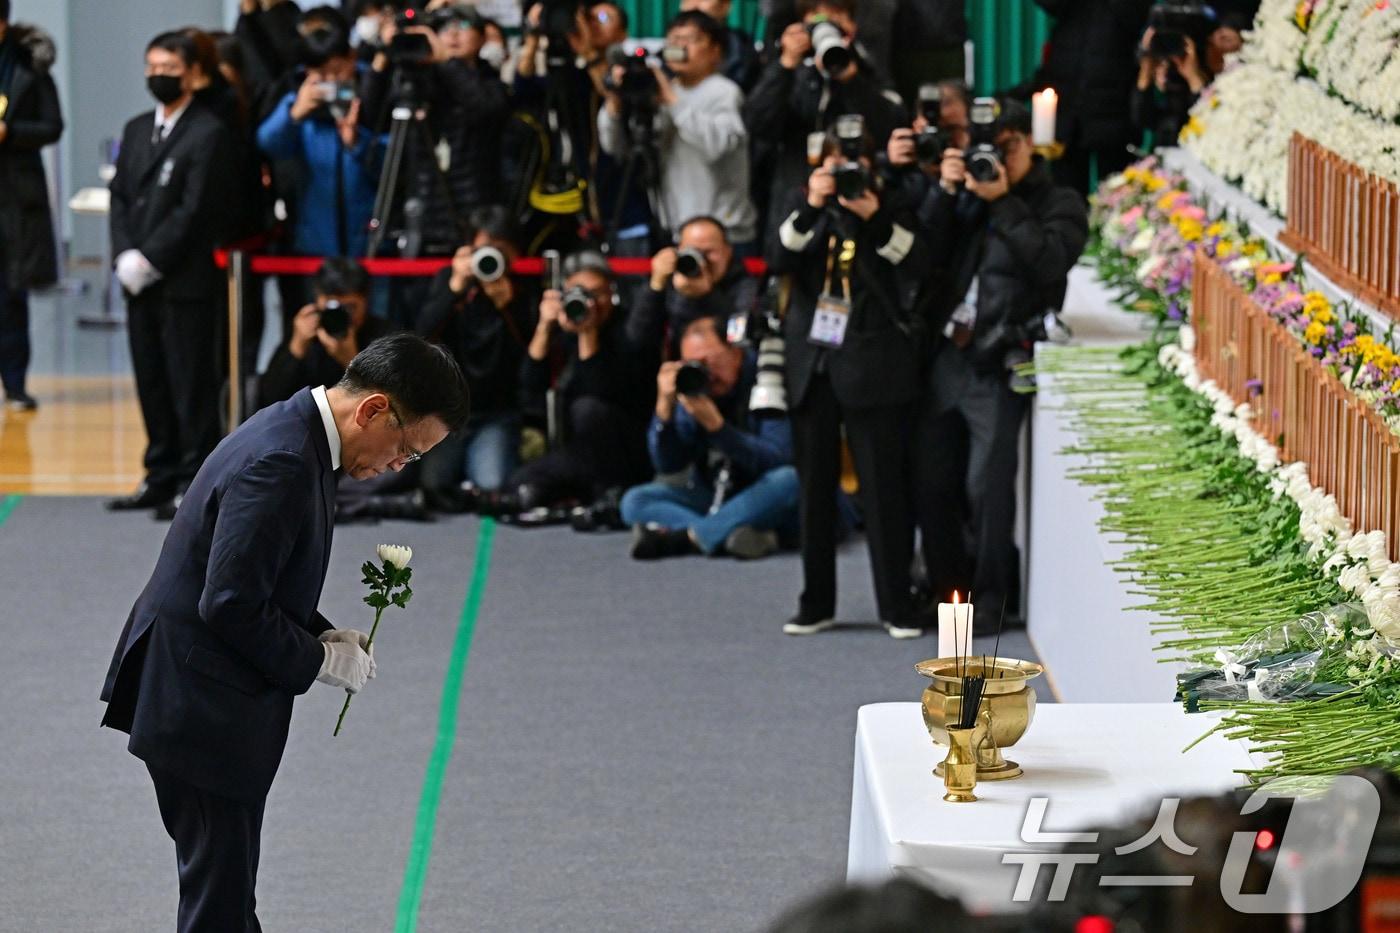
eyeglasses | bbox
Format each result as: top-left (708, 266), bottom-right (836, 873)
top-left (386, 401), bottom-right (424, 465)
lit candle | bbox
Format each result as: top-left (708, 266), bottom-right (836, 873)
top-left (1032, 88), bottom-right (1057, 146)
top-left (937, 591), bottom-right (975, 659)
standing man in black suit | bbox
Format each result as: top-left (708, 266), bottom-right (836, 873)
top-left (101, 335), bottom-right (470, 933)
top-left (107, 31), bottom-right (234, 516)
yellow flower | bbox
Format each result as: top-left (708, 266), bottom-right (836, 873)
top-left (1263, 272), bottom-right (1283, 285)
top-left (1206, 221), bottom-right (1226, 238)
top-left (1216, 240), bottom-right (1234, 257)
top-left (1242, 242), bottom-right (1265, 258)
top-left (1179, 116), bottom-right (1205, 141)
top-left (1313, 307), bottom-right (1335, 325)
top-left (1305, 320), bottom-right (1328, 345)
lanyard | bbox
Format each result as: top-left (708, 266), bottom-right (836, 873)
top-left (821, 234), bottom-right (856, 300)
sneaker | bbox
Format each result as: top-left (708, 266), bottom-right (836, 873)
top-left (629, 523), bottom-right (697, 560)
top-left (883, 621), bottom-right (925, 640)
top-left (4, 391), bottom-right (37, 412)
top-left (782, 614), bottom-right (836, 635)
top-left (724, 526), bottom-right (778, 560)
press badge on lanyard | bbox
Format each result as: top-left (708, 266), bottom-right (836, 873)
top-left (808, 236), bottom-right (856, 349)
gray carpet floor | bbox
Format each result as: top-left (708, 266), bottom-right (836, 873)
top-left (0, 497), bottom-right (1040, 933)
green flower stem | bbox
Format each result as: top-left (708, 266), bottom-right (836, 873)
top-left (334, 592), bottom-right (387, 737)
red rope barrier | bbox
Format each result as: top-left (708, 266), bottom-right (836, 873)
top-left (214, 251), bottom-right (767, 278)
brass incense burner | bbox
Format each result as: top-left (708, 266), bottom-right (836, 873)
top-left (917, 657), bottom-right (1043, 781)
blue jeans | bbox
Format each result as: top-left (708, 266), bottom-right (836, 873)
top-left (421, 412), bottom-right (521, 493)
top-left (620, 465), bottom-right (801, 555)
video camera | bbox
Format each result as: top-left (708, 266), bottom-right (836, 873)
top-left (604, 45), bottom-right (662, 114)
top-left (831, 114), bottom-right (871, 200)
top-left (388, 9), bottom-right (435, 68)
top-left (964, 97), bottom-right (1003, 183)
top-left (1145, 2), bottom-right (1218, 60)
top-left (807, 15), bottom-right (852, 74)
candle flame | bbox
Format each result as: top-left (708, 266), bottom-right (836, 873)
top-left (952, 590), bottom-right (960, 605)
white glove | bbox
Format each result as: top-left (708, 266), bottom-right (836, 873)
top-left (319, 628), bottom-right (376, 679)
top-left (115, 249), bottom-right (161, 296)
top-left (316, 640), bottom-right (371, 693)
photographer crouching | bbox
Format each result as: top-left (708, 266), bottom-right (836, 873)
top-left (505, 249), bottom-right (657, 522)
top-left (914, 98), bottom-right (1087, 625)
top-left (631, 215), bottom-right (757, 357)
top-left (416, 207), bottom-right (536, 511)
top-left (622, 315), bottom-right (798, 560)
top-left (770, 116), bottom-right (930, 639)
top-left (256, 258), bottom-right (431, 523)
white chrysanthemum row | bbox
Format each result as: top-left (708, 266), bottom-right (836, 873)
top-left (1184, 62), bottom-right (1400, 212)
top-left (1243, 0), bottom-right (1306, 72)
top-left (1157, 328), bottom-right (1400, 638)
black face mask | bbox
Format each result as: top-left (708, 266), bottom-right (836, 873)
top-left (147, 74), bottom-right (185, 105)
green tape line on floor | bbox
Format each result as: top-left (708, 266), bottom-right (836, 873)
top-left (0, 495), bottom-right (20, 528)
top-left (395, 517), bottom-right (496, 933)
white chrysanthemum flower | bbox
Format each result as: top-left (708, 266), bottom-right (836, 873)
top-left (377, 544), bottom-right (413, 570)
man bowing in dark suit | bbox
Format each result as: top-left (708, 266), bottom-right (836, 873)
top-left (107, 31), bottom-right (234, 516)
top-left (101, 334), bottom-right (470, 933)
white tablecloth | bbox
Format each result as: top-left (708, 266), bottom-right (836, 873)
top-left (845, 702), bottom-right (1253, 912)
top-left (1025, 267), bottom-right (1190, 702)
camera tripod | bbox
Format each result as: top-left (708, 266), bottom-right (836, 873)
top-left (603, 107), bottom-right (670, 253)
top-left (366, 72), bottom-right (463, 258)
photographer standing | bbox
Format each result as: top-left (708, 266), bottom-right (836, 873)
top-left (107, 32), bottom-right (233, 517)
top-left (881, 78), bottom-right (970, 212)
top-left (0, 1), bottom-right (63, 412)
top-left (770, 122), bottom-right (929, 639)
top-left (745, 0), bottom-right (905, 248)
top-left (914, 99), bottom-right (1087, 623)
top-left (630, 216), bottom-right (757, 357)
top-left (598, 11), bottom-right (758, 254)
top-left (623, 315), bottom-right (799, 561)
top-left (416, 207), bottom-right (537, 509)
top-left (507, 249), bottom-right (656, 516)
top-left (256, 9), bottom-right (381, 260)
top-left (680, 0), bottom-right (761, 92)
top-left (1130, 22), bottom-right (1213, 147)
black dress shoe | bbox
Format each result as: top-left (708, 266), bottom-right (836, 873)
top-left (629, 524), bottom-right (698, 560)
top-left (107, 482), bottom-right (175, 512)
top-left (4, 391), bottom-right (37, 411)
top-left (152, 494), bottom-right (184, 522)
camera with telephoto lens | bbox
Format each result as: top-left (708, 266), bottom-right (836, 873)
top-left (806, 15), bottom-right (851, 74)
top-left (530, 0), bottom-right (586, 41)
top-left (675, 247), bottom-right (706, 279)
top-left (1146, 2), bottom-right (1217, 60)
top-left (830, 113), bottom-right (870, 200)
top-left (319, 299), bottom-right (351, 339)
top-left (605, 45), bottom-right (661, 115)
top-left (562, 285), bottom-right (593, 323)
top-left (727, 278), bottom-right (788, 414)
top-left (674, 360), bottom-right (710, 397)
top-left (471, 246), bottom-right (507, 282)
top-left (964, 97), bottom-right (1003, 183)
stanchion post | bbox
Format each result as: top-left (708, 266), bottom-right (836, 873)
top-left (227, 250), bottom-right (246, 433)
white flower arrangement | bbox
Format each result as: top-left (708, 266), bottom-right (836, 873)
top-left (1157, 331), bottom-right (1400, 640)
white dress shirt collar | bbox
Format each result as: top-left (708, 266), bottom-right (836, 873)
top-left (311, 385), bottom-right (342, 471)
top-left (154, 100), bottom-right (190, 141)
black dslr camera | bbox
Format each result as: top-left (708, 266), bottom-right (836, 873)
top-left (319, 299), bottom-right (351, 339)
top-left (674, 361), bottom-right (710, 397)
top-left (964, 97), bottom-right (1003, 184)
top-left (831, 114), bottom-right (870, 200)
top-left (806, 15), bottom-right (852, 74)
top-left (562, 285), bottom-right (593, 323)
top-left (1146, 2), bottom-right (1218, 59)
top-left (914, 84), bottom-right (951, 165)
top-left (675, 248), bottom-right (706, 279)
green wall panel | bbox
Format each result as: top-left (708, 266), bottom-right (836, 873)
top-left (615, 0), bottom-right (1051, 96)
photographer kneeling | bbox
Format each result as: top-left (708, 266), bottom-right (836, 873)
top-left (506, 249), bottom-right (657, 519)
top-left (631, 216), bottom-right (758, 357)
top-left (770, 117), bottom-right (930, 639)
top-left (416, 206), bottom-right (536, 512)
top-left (257, 258), bottom-right (429, 522)
top-left (623, 316), bottom-right (798, 560)
top-left (914, 98), bottom-right (1087, 623)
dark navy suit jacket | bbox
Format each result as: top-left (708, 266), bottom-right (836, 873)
top-left (101, 388), bottom-right (337, 801)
